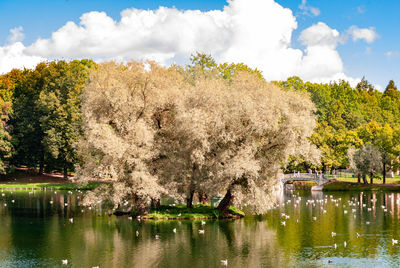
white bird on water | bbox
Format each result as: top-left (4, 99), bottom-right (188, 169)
top-left (281, 221), bottom-right (286, 226)
top-left (331, 232), bottom-right (336, 237)
top-left (69, 218), bottom-right (73, 223)
top-left (220, 259), bottom-right (228, 266)
top-left (155, 235), bottom-right (160, 239)
top-left (199, 230), bottom-right (205, 234)
top-left (344, 241), bottom-right (347, 247)
top-left (173, 228), bottom-right (176, 233)
top-left (62, 259), bottom-right (68, 265)
top-left (393, 239), bottom-right (398, 245)
top-left (201, 221), bottom-right (206, 225)
top-left (356, 233), bottom-right (360, 238)
top-left (136, 230), bottom-right (139, 237)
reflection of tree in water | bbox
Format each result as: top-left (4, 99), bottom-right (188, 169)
top-left (4, 191), bottom-right (400, 267)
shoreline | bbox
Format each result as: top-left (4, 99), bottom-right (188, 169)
top-left (322, 181), bottom-right (400, 191)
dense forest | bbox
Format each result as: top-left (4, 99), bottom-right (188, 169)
top-left (0, 54), bottom-right (399, 212)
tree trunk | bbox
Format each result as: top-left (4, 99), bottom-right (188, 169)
top-left (38, 153), bottom-right (44, 175)
top-left (63, 165), bottom-right (68, 179)
top-left (135, 197), bottom-right (149, 215)
top-left (198, 192), bottom-right (209, 204)
top-left (217, 189), bottom-right (234, 216)
top-left (151, 199), bottom-right (161, 208)
top-left (363, 174), bottom-right (367, 184)
top-left (357, 173), bottom-right (361, 184)
top-left (382, 163), bottom-right (386, 184)
top-left (186, 189), bottom-right (195, 209)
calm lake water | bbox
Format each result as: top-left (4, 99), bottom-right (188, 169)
top-left (1, 190), bottom-right (400, 267)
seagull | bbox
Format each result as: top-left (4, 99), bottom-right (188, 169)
top-left (392, 239), bottom-right (398, 245)
top-left (199, 230), bottom-right (205, 234)
top-left (62, 259), bottom-right (68, 265)
top-left (220, 259), bottom-right (228, 266)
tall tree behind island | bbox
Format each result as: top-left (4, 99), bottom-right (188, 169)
top-left (77, 59), bottom-right (318, 215)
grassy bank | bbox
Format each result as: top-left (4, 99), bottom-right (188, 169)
top-left (143, 204), bottom-right (245, 220)
top-left (0, 181), bottom-right (104, 191)
top-left (323, 181), bottom-right (400, 191)
top-left (0, 170), bottom-right (106, 190)
top-left (333, 176), bottom-right (400, 184)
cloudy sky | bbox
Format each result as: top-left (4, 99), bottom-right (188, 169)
top-left (1, 0), bottom-right (399, 89)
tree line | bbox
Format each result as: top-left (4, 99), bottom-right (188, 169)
top-left (0, 53), bottom-right (399, 213)
top-left (276, 76), bottom-right (400, 183)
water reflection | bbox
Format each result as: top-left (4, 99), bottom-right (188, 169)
top-left (1, 190), bottom-right (400, 267)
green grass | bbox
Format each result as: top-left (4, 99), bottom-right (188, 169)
top-left (0, 181), bottom-right (104, 190)
top-left (145, 204), bottom-right (245, 220)
top-left (331, 176), bottom-right (400, 184)
top-left (323, 181), bottom-right (400, 191)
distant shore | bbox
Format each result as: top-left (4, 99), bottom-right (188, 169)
top-left (0, 169), bottom-right (104, 190)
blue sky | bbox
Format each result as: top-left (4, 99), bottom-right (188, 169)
top-left (0, 0), bottom-right (399, 89)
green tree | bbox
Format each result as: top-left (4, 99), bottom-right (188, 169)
top-left (11, 64), bottom-right (47, 172)
top-left (37, 60), bottom-right (95, 178)
top-left (0, 70), bottom-right (23, 173)
top-left (348, 144), bottom-right (382, 184)
top-left (357, 121), bottom-right (400, 183)
top-left (356, 76), bottom-right (375, 93)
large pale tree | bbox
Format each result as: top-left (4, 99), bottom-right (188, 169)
top-left (78, 60), bottom-right (318, 215)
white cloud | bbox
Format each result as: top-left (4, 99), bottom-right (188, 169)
top-left (299, 22), bottom-right (339, 48)
top-left (0, 42), bottom-right (44, 73)
top-left (7, 26), bottom-right (25, 44)
top-left (347, 26), bottom-right (378, 43)
top-left (385, 51), bottom-right (400, 58)
top-left (299, 0), bottom-right (320, 16)
top-left (1, 0), bottom-right (363, 86)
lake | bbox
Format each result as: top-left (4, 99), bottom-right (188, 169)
top-left (1, 189), bottom-right (400, 267)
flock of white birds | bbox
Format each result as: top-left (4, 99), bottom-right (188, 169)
top-left (277, 191), bottom-right (400, 255)
top-left (2, 188), bottom-right (400, 267)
